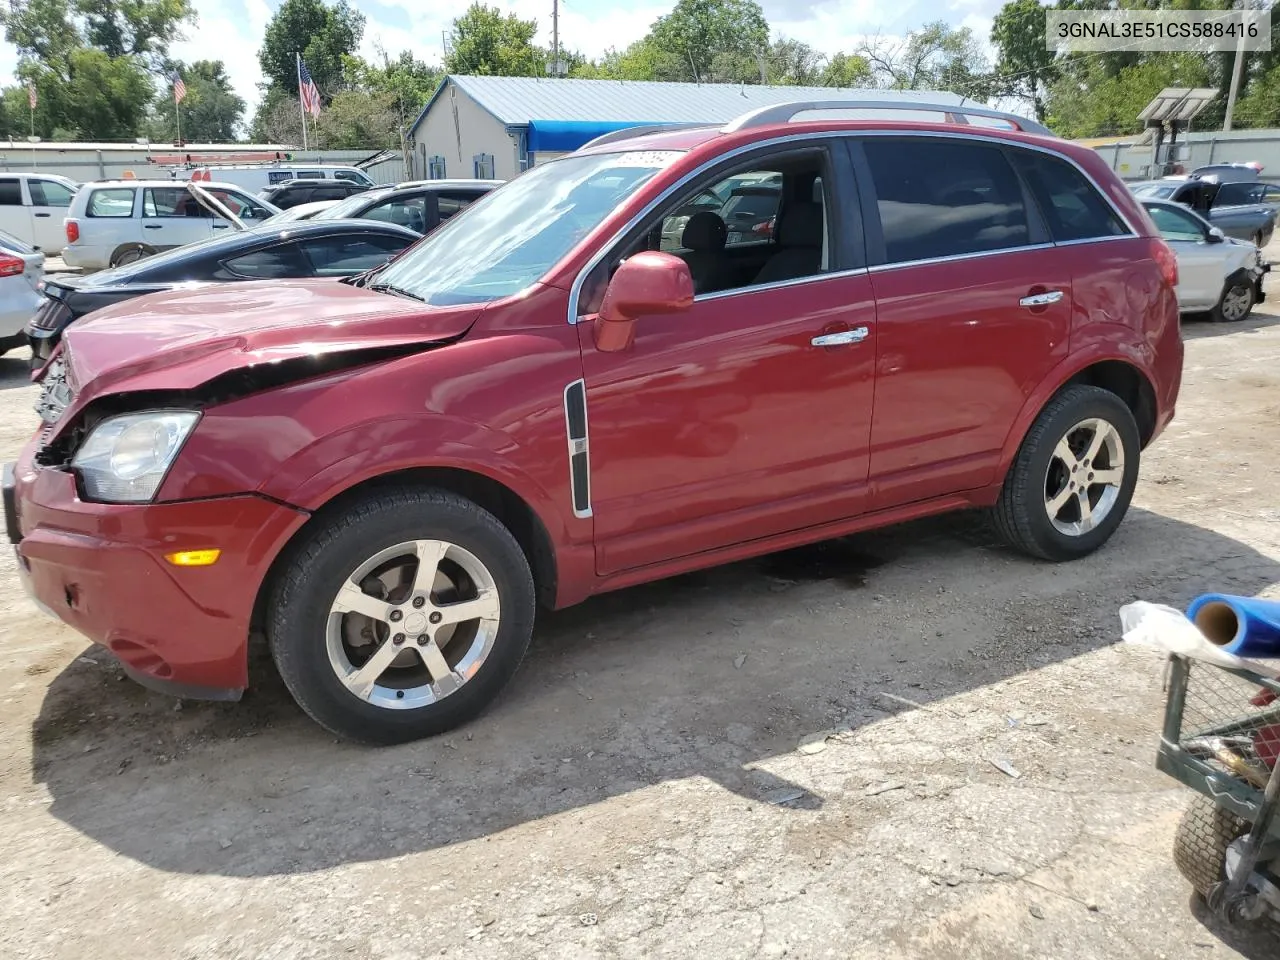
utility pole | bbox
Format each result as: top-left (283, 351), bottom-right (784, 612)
top-left (1223, 0), bottom-right (1249, 131)
top-left (546, 0), bottom-right (566, 77)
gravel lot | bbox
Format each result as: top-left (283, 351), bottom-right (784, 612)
top-left (2, 274), bottom-right (1279, 958)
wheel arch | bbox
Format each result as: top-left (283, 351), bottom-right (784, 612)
top-left (250, 466), bottom-right (561, 638)
top-left (998, 353), bottom-right (1159, 482)
top-left (108, 241), bottom-right (156, 266)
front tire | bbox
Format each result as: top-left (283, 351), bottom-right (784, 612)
top-left (1211, 275), bottom-right (1256, 323)
top-left (992, 385), bottom-right (1140, 561)
top-left (267, 487), bottom-right (536, 745)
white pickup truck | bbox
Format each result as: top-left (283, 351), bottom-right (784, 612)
top-left (0, 173), bottom-right (78, 254)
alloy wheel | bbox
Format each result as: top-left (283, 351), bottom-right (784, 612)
top-left (325, 539), bottom-right (501, 709)
top-left (1043, 417), bottom-right (1126, 537)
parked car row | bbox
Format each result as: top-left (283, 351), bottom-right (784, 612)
top-left (4, 102), bottom-right (1187, 748)
top-left (1130, 166), bottom-right (1278, 248)
top-left (26, 219), bottom-right (421, 367)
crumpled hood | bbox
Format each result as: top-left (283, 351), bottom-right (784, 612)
top-left (58, 278), bottom-right (481, 406)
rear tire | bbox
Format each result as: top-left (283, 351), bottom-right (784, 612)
top-left (991, 385), bottom-right (1140, 561)
top-left (267, 487), bottom-right (536, 745)
top-left (1173, 796), bottom-right (1248, 898)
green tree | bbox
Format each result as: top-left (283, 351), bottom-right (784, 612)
top-left (258, 0), bottom-right (364, 97)
top-left (765, 37), bottom-right (823, 86)
top-left (858, 21), bottom-right (991, 94)
top-left (145, 60), bottom-right (244, 142)
top-left (647, 0), bottom-right (770, 83)
top-left (75, 0), bottom-right (193, 63)
top-left (445, 3), bottom-right (544, 76)
top-left (1046, 52), bottom-right (1215, 138)
top-left (818, 52), bottom-right (872, 88)
top-left (315, 89), bottom-right (397, 148)
top-left (991, 0), bottom-right (1059, 122)
top-left (0, 0), bottom-right (193, 139)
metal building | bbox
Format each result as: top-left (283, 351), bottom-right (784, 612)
top-left (406, 76), bottom-right (968, 181)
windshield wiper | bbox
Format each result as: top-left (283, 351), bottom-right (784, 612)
top-left (366, 281), bottom-right (426, 302)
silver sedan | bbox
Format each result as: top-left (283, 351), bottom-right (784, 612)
top-left (0, 228), bottom-right (44, 357)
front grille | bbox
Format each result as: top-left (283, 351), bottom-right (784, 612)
top-left (29, 297), bottom-right (72, 331)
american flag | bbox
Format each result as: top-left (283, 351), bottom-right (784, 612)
top-left (170, 70), bottom-right (187, 104)
top-left (298, 58), bottom-right (322, 118)
top-left (26, 81), bottom-right (36, 110)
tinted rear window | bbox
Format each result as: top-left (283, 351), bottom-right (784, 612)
top-left (0, 180), bottom-right (22, 205)
top-left (863, 139), bottom-right (1030, 263)
top-left (1010, 151), bottom-right (1128, 242)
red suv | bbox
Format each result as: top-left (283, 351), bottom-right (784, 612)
top-left (5, 101), bottom-right (1183, 744)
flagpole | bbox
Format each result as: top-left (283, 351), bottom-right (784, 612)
top-left (297, 52), bottom-right (309, 152)
top-left (174, 84), bottom-right (182, 146)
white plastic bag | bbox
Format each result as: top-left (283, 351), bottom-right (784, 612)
top-left (1119, 601), bottom-right (1280, 672)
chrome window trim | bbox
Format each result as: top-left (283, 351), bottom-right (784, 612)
top-left (865, 241), bottom-right (1058, 274)
top-left (562, 379), bottom-right (592, 519)
top-left (566, 128), bottom-right (1138, 325)
top-left (693, 266), bottom-right (870, 303)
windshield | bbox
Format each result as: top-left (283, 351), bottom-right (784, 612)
top-left (321, 188), bottom-right (392, 220)
top-left (1131, 182), bottom-right (1177, 199)
top-left (372, 150), bottom-right (683, 306)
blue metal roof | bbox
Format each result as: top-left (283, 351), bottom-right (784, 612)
top-left (411, 75), bottom-right (968, 135)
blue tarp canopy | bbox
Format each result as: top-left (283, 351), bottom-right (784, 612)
top-left (525, 119), bottom-right (686, 152)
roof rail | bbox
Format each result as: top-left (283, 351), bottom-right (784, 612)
top-left (578, 123), bottom-right (717, 151)
top-left (720, 100), bottom-right (1053, 137)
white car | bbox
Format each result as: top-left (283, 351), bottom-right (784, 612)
top-left (0, 173), bottom-right (79, 254)
top-left (0, 227), bottom-right (44, 356)
top-left (1141, 198), bottom-right (1269, 322)
top-left (62, 179), bottom-right (280, 270)
top-left (189, 163), bottom-right (375, 194)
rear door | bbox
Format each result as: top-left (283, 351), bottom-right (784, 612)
top-left (0, 178), bottom-right (33, 246)
top-left (853, 135), bottom-right (1074, 509)
top-left (26, 178), bottom-right (75, 252)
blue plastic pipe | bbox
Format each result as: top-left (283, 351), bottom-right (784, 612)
top-left (1187, 594), bottom-right (1280, 657)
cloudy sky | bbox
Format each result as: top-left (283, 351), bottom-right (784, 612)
top-left (0, 0), bottom-right (1006, 115)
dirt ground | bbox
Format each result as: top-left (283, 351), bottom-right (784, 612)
top-left (3, 270), bottom-right (1280, 960)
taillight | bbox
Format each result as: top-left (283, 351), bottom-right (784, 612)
top-left (1150, 238), bottom-right (1178, 288)
top-left (65, 219), bottom-right (80, 244)
top-left (0, 253), bottom-right (23, 277)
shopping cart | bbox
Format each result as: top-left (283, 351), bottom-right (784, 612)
top-left (1157, 654), bottom-right (1280, 924)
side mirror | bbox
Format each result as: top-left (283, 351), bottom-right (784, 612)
top-left (594, 251), bottom-right (694, 353)
top-left (1206, 227), bottom-right (1225, 244)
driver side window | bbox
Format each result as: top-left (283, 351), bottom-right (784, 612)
top-left (580, 150), bottom-right (831, 314)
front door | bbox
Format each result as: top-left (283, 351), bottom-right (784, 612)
top-left (0, 177), bottom-right (33, 246)
top-left (1144, 202), bottom-right (1227, 309)
top-left (141, 186), bottom-right (213, 250)
top-left (26, 178), bottom-right (75, 252)
top-left (577, 144), bottom-right (877, 576)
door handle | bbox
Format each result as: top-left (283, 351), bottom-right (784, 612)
top-left (34, 212), bottom-right (50, 218)
top-left (1019, 290), bottom-right (1064, 307)
top-left (811, 326), bottom-right (869, 347)
top-left (212, 224), bottom-right (229, 229)
top-left (143, 224), bottom-right (162, 230)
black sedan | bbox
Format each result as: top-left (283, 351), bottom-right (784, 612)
top-left (27, 219), bottom-right (420, 367)
top-left (306, 179), bottom-right (499, 233)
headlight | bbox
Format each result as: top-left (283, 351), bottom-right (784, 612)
top-left (71, 410), bottom-right (199, 502)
